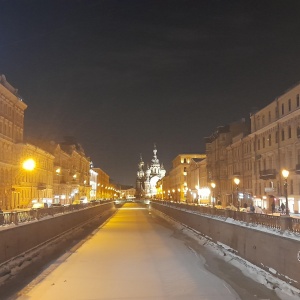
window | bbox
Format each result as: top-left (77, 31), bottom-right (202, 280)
top-left (268, 111), bottom-right (271, 122)
top-left (257, 139), bottom-right (260, 150)
top-left (262, 115), bottom-right (265, 126)
top-left (288, 99), bottom-right (291, 111)
top-left (262, 137), bottom-right (265, 148)
top-left (282, 103), bottom-right (284, 115)
top-left (275, 131), bottom-right (278, 143)
top-left (288, 126), bottom-right (292, 138)
top-left (281, 129), bottom-right (285, 141)
top-left (268, 156), bottom-right (272, 169)
top-left (297, 94), bottom-right (300, 107)
top-left (268, 134), bottom-right (271, 146)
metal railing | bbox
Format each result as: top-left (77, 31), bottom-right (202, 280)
top-left (0, 200), bottom-right (112, 227)
top-left (153, 200), bottom-right (299, 234)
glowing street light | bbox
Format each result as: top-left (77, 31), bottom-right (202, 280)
top-left (22, 158), bottom-right (36, 171)
top-left (22, 158), bottom-right (36, 205)
top-left (233, 177), bottom-right (240, 209)
top-left (210, 182), bottom-right (216, 207)
top-left (281, 169), bottom-right (289, 216)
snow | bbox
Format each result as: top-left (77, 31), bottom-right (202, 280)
top-left (14, 206), bottom-right (243, 300)
top-left (160, 210), bottom-right (300, 300)
top-left (1, 204), bottom-right (300, 299)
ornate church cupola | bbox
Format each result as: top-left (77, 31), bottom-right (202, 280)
top-left (135, 144), bottom-right (166, 199)
top-left (135, 154), bottom-right (145, 198)
top-left (137, 154), bottom-right (145, 179)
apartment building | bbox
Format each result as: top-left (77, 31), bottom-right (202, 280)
top-left (93, 167), bottom-right (110, 199)
top-left (186, 157), bottom-right (208, 204)
top-left (250, 82), bottom-right (300, 212)
top-left (168, 154), bottom-right (206, 202)
top-left (0, 75), bottom-right (27, 209)
top-left (205, 119), bottom-right (250, 207)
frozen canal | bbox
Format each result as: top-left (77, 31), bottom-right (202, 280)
top-left (15, 202), bottom-right (282, 300)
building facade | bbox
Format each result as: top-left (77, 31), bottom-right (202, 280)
top-left (136, 145), bottom-right (166, 198)
top-left (205, 119), bottom-right (250, 207)
top-left (168, 154), bottom-right (206, 202)
top-left (0, 75), bottom-right (27, 209)
top-left (249, 82), bottom-right (300, 212)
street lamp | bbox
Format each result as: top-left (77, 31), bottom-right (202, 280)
top-left (22, 158), bottom-right (36, 206)
top-left (281, 169), bottom-right (289, 216)
top-left (22, 158), bottom-right (36, 171)
top-left (233, 178), bottom-right (240, 209)
top-left (56, 168), bottom-right (61, 203)
top-left (211, 182), bottom-right (216, 207)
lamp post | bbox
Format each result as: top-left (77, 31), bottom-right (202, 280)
top-left (56, 168), bottom-right (61, 204)
top-left (22, 158), bottom-right (36, 205)
top-left (233, 178), bottom-right (240, 209)
top-left (211, 182), bottom-right (216, 207)
top-left (281, 169), bottom-right (289, 216)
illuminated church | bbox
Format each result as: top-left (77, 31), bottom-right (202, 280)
top-left (136, 145), bottom-right (166, 198)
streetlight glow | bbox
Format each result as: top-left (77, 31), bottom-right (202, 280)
top-left (282, 169), bottom-right (289, 179)
top-left (210, 182), bottom-right (216, 207)
top-left (233, 177), bottom-right (240, 209)
top-left (233, 177), bottom-right (240, 186)
top-left (22, 158), bottom-right (36, 171)
top-left (281, 169), bottom-right (289, 216)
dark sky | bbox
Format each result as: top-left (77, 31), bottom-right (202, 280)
top-left (1, 0), bottom-right (300, 186)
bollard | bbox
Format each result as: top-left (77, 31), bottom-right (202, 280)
top-left (0, 212), bottom-right (4, 225)
top-left (49, 207), bottom-right (54, 216)
top-left (12, 212), bottom-right (18, 225)
top-left (225, 209), bottom-right (231, 219)
top-left (280, 215), bottom-right (292, 232)
top-left (36, 209), bottom-right (40, 220)
top-left (31, 209), bottom-right (38, 220)
top-left (211, 207), bottom-right (216, 216)
top-left (245, 213), bottom-right (252, 225)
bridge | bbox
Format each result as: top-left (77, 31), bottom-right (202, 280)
top-left (0, 202), bottom-right (298, 299)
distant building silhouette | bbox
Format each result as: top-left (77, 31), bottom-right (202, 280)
top-left (135, 145), bottom-right (166, 198)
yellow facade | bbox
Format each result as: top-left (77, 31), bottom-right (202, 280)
top-left (168, 154), bottom-right (206, 202)
top-left (93, 167), bottom-right (110, 199)
top-left (0, 75), bottom-right (27, 209)
top-left (249, 83), bottom-right (300, 212)
top-left (12, 143), bottom-right (54, 208)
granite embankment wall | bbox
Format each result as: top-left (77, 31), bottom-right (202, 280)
top-left (151, 202), bottom-right (300, 290)
top-left (0, 202), bottom-right (115, 264)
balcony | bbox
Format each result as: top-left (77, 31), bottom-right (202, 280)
top-left (233, 172), bottom-right (241, 177)
top-left (259, 169), bottom-right (277, 180)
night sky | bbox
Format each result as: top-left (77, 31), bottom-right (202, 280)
top-left (1, 0), bottom-right (300, 186)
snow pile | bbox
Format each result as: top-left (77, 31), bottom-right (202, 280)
top-left (182, 225), bottom-right (300, 300)
top-left (155, 208), bottom-right (300, 300)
